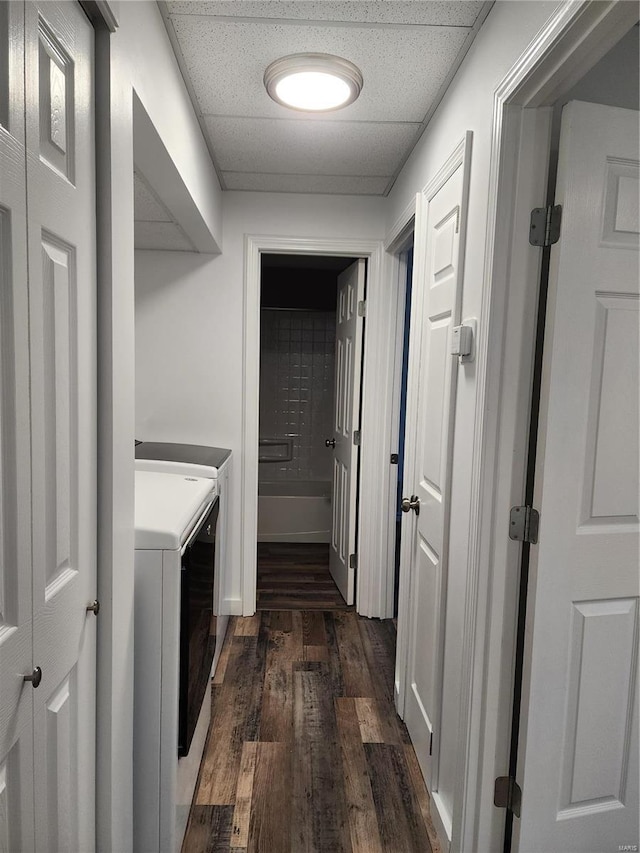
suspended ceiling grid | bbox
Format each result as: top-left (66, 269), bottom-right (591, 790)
top-left (159, 1), bottom-right (494, 196)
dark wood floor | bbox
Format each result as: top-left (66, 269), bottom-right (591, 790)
top-left (183, 611), bottom-right (441, 853)
top-left (257, 543), bottom-right (351, 611)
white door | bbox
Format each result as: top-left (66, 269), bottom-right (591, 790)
top-left (329, 259), bottom-right (365, 604)
top-left (0, 2), bottom-right (97, 849)
top-left (0, 2), bottom-right (37, 848)
top-left (514, 101), bottom-right (639, 853)
top-left (402, 151), bottom-right (468, 814)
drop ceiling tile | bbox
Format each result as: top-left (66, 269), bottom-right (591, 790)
top-left (168, 1), bottom-right (485, 27)
top-left (134, 221), bottom-right (196, 251)
top-left (169, 16), bottom-right (470, 122)
top-left (205, 116), bottom-right (420, 175)
top-left (134, 172), bottom-right (173, 222)
top-left (222, 171), bottom-right (390, 194)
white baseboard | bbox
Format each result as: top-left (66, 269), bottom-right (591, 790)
top-left (431, 790), bottom-right (453, 851)
top-left (224, 596), bottom-right (243, 616)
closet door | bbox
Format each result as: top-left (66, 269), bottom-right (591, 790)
top-left (25, 3), bottom-right (98, 850)
top-left (0, 3), bottom-right (36, 848)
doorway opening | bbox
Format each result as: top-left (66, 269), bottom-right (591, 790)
top-left (256, 253), bottom-right (362, 610)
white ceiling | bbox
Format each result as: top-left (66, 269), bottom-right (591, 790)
top-left (159, 0), bottom-right (493, 196)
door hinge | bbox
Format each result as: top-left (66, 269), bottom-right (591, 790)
top-left (494, 776), bottom-right (522, 818)
top-left (353, 429), bottom-right (361, 446)
top-left (509, 506), bottom-right (540, 544)
top-left (349, 553), bottom-right (358, 569)
top-left (429, 731), bottom-right (433, 756)
top-left (529, 204), bottom-right (562, 247)
top-left (390, 453), bottom-right (399, 464)
top-left (358, 300), bottom-right (367, 317)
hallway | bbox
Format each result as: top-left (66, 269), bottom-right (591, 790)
top-left (183, 611), bottom-right (441, 853)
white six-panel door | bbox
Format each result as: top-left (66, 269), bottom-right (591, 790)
top-left (402, 138), bottom-right (470, 842)
top-left (0, 3), bottom-right (36, 849)
top-left (515, 101), bottom-right (639, 853)
top-left (329, 259), bottom-right (366, 605)
top-left (0, 3), bottom-right (97, 849)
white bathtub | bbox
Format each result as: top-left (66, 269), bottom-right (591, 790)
top-left (258, 480), bottom-right (332, 543)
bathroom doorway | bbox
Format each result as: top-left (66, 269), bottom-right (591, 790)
top-left (256, 254), bottom-right (362, 609)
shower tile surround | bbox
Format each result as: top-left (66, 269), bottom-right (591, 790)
top-left (259, 309), bottom-right (335, 483)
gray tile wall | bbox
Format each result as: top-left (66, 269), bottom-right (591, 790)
top-left (259, 309), bottom-right (335, 483)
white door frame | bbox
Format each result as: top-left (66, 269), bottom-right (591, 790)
top-left (383, 197), bottom-right (418, 619)
top-left (444, 3), bottom-right (639, 852)
top-left (241, 235), bottom-right (388, 617)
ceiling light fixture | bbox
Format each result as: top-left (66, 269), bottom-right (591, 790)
top-left (264, 53), bottom-right (363, 113)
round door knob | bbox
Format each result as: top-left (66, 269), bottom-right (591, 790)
top-left (325, 438), bottom-right (336, 448)
top-left (401, 495), bottom-right (420, 516)
top-left (24, 667), bottom-right (42, 688)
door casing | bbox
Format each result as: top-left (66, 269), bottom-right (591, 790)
top-left (241, 236), bottom-right (387, 617)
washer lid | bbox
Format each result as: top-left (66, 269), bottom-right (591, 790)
top-left (135, 442), bottom-right (232, 477)
top-left (135, 458), bottom-right (221, 479)
top-left (134, 471), bottom-right (214, 550)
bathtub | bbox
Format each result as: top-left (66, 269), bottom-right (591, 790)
top-left (258, 480), bottom-right (332, 543)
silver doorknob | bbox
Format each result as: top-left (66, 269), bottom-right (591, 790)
top-left (325, 438), bottom-right (336, 448)
top-left (86, 599), bottom-right (100, 616)
top-left (401, 495), bottom-right (420, 516)
top-left (24, 667), bottom-right (42, 688)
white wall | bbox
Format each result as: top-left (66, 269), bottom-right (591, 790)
top-left (386, 0), bottom-right (557, 844)
top-left (97, 3), bottom-right (222, 851)
top-left (135, 192), bottom-right (385, 612)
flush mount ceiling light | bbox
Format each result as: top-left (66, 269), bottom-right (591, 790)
top-left (264, 53), bottom-right (363, 112)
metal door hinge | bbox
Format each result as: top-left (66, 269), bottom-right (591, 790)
top-left (429, 732), bottom-right (433, 756)
top-left (494, 776), bottom-right (522, 818)
top-left (353, 429), bottom-right (361, 446)
top-left (390, 453), bottom-right (399, 464)
top-left (509, 506), bottom-right (540, 544)
top-left (349, 553), bottom-right (358, 569)
top-left (358, 300), bottom-right (367, 317)
top-left (529, 204), bottom-right (562, 247)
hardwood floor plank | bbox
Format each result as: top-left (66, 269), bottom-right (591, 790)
top-left (292, 666), bottom-right (352, 853)
top-left (335, 698), bottom-right (384, 853)
top-left (197, 633), bottom-right (266, 805)
top-left (259, 615), bottom-right (303, 742)
top-left (403, 744), bottom-right (443, 853)
top-left (354, 697), bottom-right (384, 743)
top-left (364, 743), bottom-right (433, 853)
top-left (247, 742), bottom-right (291, 853)
top-left (235, 615), bottom-right (261, 636)
top-left (357, 617), bottom-right (396, 704)
top-left (183, 805), bottom-right (234, 853)
top-left (302, 611), bottom-right (327, 645)
top-left (303, 644), bottom-right (330, 662)
top-left (268, 610), bottom-right (293, 632)
top-left (323, 612), bottom-right (345, 696)
top-left (231, 742), bottom-right (258, 849)
top-left (212, 619), bottom-right (234, 684)
top-left (333, 611), bottom-right (376, 698)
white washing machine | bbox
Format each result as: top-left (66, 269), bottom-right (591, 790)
top-left (133, 470), bottom-right (217, 853)
top-left (134, 442), bottom-right (233, 672)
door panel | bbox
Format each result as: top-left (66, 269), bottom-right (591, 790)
top-left (515, 101), bottom-right (639, 853)
top-left (45, 671), bottom-right (78, 852)
top-left (403, 153), bottom-right (468, 820)
top-left (25, 3), bottom-right (97, 850)
top-left (329, 259), bottom-right (365, 604)
top-left (0, 2), bottom-right (35, 849)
